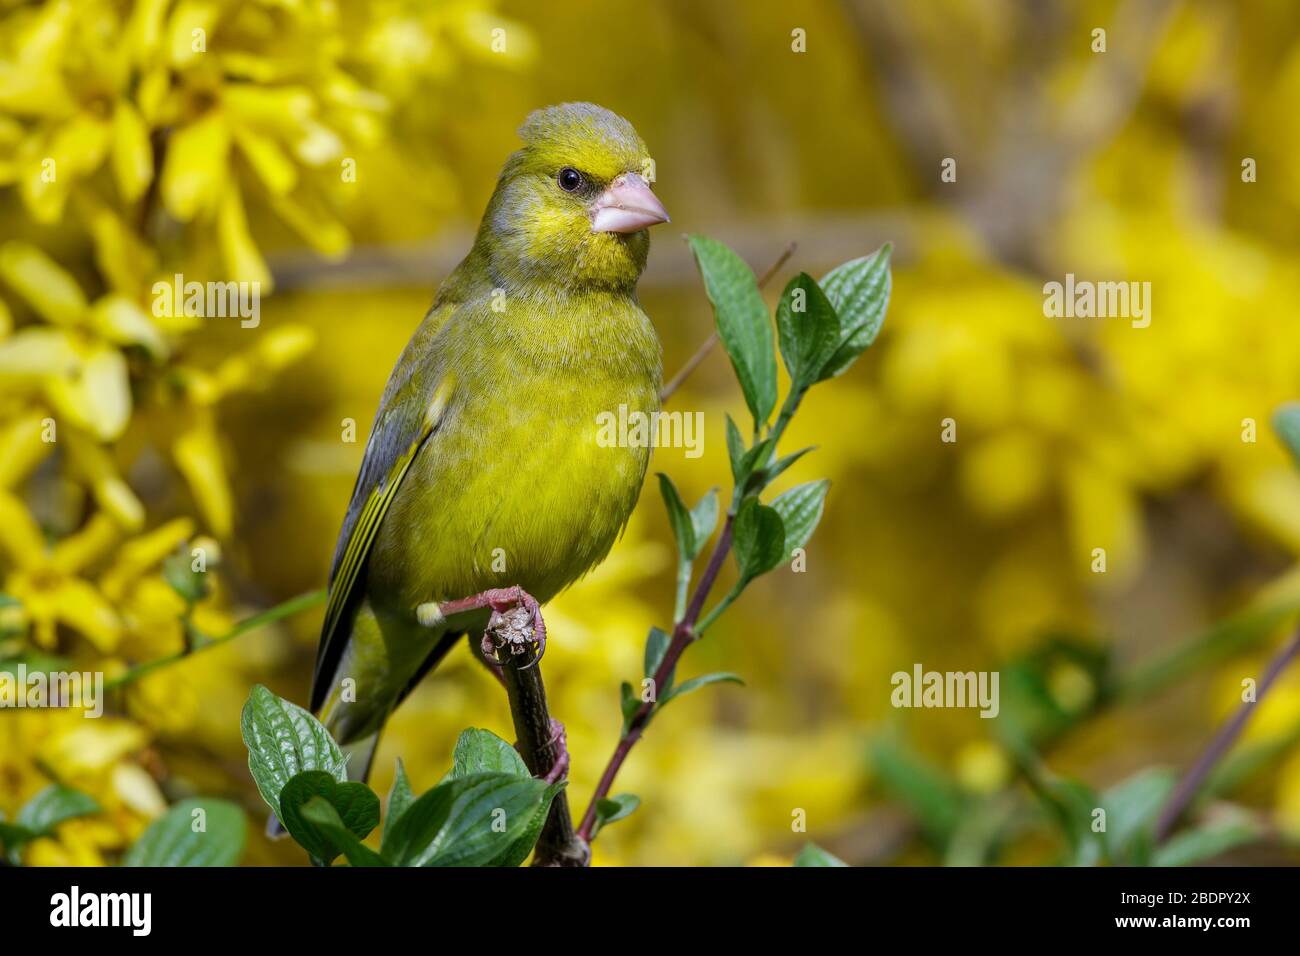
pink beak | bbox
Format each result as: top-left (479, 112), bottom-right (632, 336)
top-left (590, 173), bottom-right (670, 234)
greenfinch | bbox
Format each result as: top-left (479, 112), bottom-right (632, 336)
top-left (308, 103), bottom-right (669, 784)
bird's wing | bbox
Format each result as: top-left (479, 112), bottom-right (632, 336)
top-left (309, 304), bottom-right (457, 713)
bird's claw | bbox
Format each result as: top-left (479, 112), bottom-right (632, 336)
top-left (476, 586), bottom-right (546, 668)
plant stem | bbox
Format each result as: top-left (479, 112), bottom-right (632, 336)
top-left (659, 242), bottom-right (796, 403)
top-left (496, 649), bottom-right (588, 867)
top-left (103, 589), bottom-right (327, 692)
top-left (576, 515), bottom-right (736, 842)
top-left (1153, 625), bottom-right (1300, 842)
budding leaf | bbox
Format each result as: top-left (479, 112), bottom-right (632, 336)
top-left (592, 793), bottom-right (641, 838)
top-left (818, 243), bottom-right (891, 380)
top-left (689, 235), bottom-right (777, 427)
top-left (732, 497), bottom-right (786, 583)
top-left (777, 273), bottom-right (840, 390)
top-left (658, 474), bottom-right (696, 562)
top-left (660, 671), bottom-right (744, 707)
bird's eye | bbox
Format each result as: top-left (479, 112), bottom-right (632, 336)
top-left (557, 167), bottom-right (583, 192)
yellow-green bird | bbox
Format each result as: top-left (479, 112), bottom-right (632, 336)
top-left (308, 103), bottom-right (669, 786)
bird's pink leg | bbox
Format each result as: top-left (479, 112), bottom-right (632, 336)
top-left (438, 585), bottom-right (547, 668)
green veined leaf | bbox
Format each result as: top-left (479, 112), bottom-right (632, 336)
top-left (485, 780), bottom-right (566, 868)
top-left (299, 798), bottom-right (390, 867)
top-left (380, 772), bottom-right (552, 867)
top-left (450, 728), bottom-right (529, 780)
top-left (16, 785), bottom-right (100, 837)
top-left (777, 273), bottom-right (840, 389)
top-left (278, 770), bottom-right (380, 866)
top-left (688, 235), bottom-right (777, 426)
top-left (122, 798), bottom-right (246, 867)
top-left (818, 243), bottom-right (891, 380)
top-left (385, 758), bottom-right (415, 844)
top-left (771, 480), bottom-right (830, 560)
top-left (240, 684), bottom-right (347, 819)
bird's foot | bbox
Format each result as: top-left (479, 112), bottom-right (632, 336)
top-left (439, 586), bottom-right (547, 668)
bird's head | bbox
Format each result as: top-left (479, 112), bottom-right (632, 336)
top-left (482, 103), bottom-right (669, 293)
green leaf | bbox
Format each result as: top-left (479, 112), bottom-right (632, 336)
top-left (658, 474), bottom-right (696, 563)
top-left (385, 758), bottom-right (414, 843)
top-left (689, 489), bottom-right (720, 558)
top-left (661, 671), bottom-right (745, 707)
top-left (1273, 403), bottom-right (1300, 466)
top-left (643, 626), bottom-right (674, 696)
top-left (1100, 767), bottom-right (1176, 863)
top-left (278, 770), bottom-right (380, 866)
top-left (163, 548), bottom-right (209, 603)
top-left (770, 480), bottom-right (830, 560)
top-left (380, 772), bottom-right (552, 867)
top-left (1152, 818), bottom-right (1262, 867)
top-left (0, 593), bottom-right (20, 609)
top-left (688, 235), bottom-right (777, 426)
top-left (818, 243), bottom-right (892, 380)
top-left (16, 785), bottom-right (100, 836)
top-left (592, 793), bottom-right (641, 838)
top-left (1036, 776), bottom-right (1104, 866)
top-left (731, 496), bottom-right (786, 583)
top-left (869, 736), bottom-right (967, 846)
top-left (777, 273), bottom-right (841, 389)
top-left (122, 798), bottom-right (246, 867)
top-left (485, 780), bottom-right (566, 867)
top-left (299, 798), bottom-right (391, 867)
top-left (240, 684), bottom-right (347, 820)
top-left (761, 446), bottom-right (814, 487)
top-left (0, 821), bottom-right (36, 858)
top-left (619, 680), bottom-right (640, 735)
top-left (725, 415), bottom-right (746, 477)
top-left (794, 843), bottom-right (848, 867)
top-left (450, 728), bottom-right (529, 779)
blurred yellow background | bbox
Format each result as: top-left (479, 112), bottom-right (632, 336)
top-left (3, 0), bottom-right (1300, 866)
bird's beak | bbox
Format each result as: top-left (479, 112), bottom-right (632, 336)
top-left (590, 173), bottom-right (670, 234)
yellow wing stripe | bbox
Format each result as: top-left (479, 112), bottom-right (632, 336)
top-left (320, 379), bottom-right (455, 652)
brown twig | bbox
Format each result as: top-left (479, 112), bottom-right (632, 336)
top-left (1153, 625), bottom-right (1300, 842)
top-left (659, 242), bottom-right (796, 403)
top-left (576, 515), bottom-right (737, 843)
top-left (497, 651), bottom-right (588, 867)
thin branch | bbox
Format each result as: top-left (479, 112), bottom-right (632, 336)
top-left (103, 589), bottom-right (327, 692)
top-left (576, 515), bottom-right (736, 842)
top-left (1153, 625), bottom-right (1300, 842)
top-left (497, 652), bottom-right (588, 867)
top-left (659, 242), bottom-right (795, 403)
